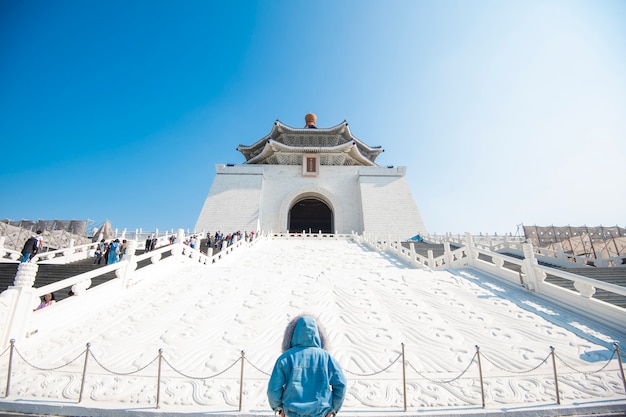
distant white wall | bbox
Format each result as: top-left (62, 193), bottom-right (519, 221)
top-left (194, 164), bottom-right (264, 234)
top-left (358, 166), bottom-right (427, 240)
top-left (195, 163), bottom-right (427, 238)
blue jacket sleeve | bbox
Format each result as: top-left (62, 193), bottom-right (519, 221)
top-left (329, 356), bottom-right (347, 412)
top-left (267, 360), bottom-right (286, 410)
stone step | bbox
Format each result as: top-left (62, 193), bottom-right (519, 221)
top-left (0, 261), bottom-right (118, 301)
top-left (0, 250), bottom-right (174, 302)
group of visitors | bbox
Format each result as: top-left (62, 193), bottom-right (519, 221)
top-left (187, 235), bottom-right (198, 249)
top-left (23, 229), bottom-right (257, 264)
top-left (202, 230), bottom-right (255, 254)
top-left (144, 235), bottom-right (158, 253)
top-left (94, 239), bottom-right (126, 265)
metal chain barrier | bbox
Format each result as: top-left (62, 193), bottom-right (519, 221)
top-left (343, 352), bottom-right (403, 377)
top-left (481, 351), bottom-right (550, 374)
top-left (14, 346), bottom-right (87, 372)
top-left (554, 350), bottom-right (617, 375)
top-left (4, 341), bottom-right (625, 409)
top-left (244, 356), bottom-right (271, 376)
top-left (89, 351), bottom-right (159, 376)
top-left (161, 355), bottom-right (241, 380)
top-left (406, 352), bottom-right (477, 384)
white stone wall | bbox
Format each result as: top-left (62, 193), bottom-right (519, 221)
top-left (194, 164), bottom-right (264, 234)
top-left (195, 163), bottom-right (427, 238)
top-left (358, 166), bottom-right (427, 240)
top-left (266, 165), bottom-right (363, 234)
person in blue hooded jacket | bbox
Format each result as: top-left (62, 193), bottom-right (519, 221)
top-left (267, 315), bottom-right (347, 417)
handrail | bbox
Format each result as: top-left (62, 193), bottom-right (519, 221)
top-left (29, 233), bottom-right (268, 303)
top-left (424, 233), bottom-right (626, 267)
top-left (35, 261), bottom-right (124, 298)
top-left (358, 232), bottom-right (626, 312)
top-left (535, 264), bottom-right (626, 297)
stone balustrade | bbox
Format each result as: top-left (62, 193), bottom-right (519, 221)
top-left (357, 232), bottom-right (626, 333)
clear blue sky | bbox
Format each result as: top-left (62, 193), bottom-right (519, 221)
top-left (1, 0), bottom-right (625, 235)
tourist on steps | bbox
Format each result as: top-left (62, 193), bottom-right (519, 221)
top-left (20, 230), bottom-right (43, 262)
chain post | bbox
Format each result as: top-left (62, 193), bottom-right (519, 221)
top-left (78, 342), bottom-right (91, 403)
top-left (549, 346), bottom-right (560, 405)
top-left (401, 343), bottom-right (407, 412)
top-left (5, 339), bottom-right (15, 398)
top-left (475, 345), bottom-right (485, 408)
top-left (615, 342), bottom-right (626, 394)
top-left (239, 350), bottom-right (245, 412)
top-left (156, 348), bottom-right (163, 409)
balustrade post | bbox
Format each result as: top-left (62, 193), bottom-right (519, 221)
top-left (615, 343), bottom-right (626, 394)
top-left (443, 242), bottom-right (451, 267)
top-left (156, 348), bottom-right (163, 409)
top-left (555, 243), bottom-right (566, 263)
top-left (401, 343), bottom-right (407, 412)
top-left (5, 339), bottom-right (15, 397)
top-left (550, 346), bottom-right (560, 405)
top-left (78, 342), bottom-right (91, 403)
top-left (475, 345), bottom-right (485, 408)
top-left (121, 240), bottom-right (138, 289)
top-left (170, 229), bottom-right (185, 258)
top-left (409, 242), bottom-right (416, 265)
top-left (1, 263), bottom-right (39, 347)
top-left (464, 233), bottom-right (477, 266)
top-left (521, 243), bottom-right (544, 292)
top-left (239, 350), bottom-right (245, 412)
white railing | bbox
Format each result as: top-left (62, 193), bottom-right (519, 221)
top-left (272, 231), bottom-right (353, 239)
top-left (0, 230), bottom-right (268, 349)
top-left (0, 233), bottom-right (179, 264)
top-left (422, 232), bottom-right (626, 268)
top-left (356, 232), bottom-right (626, 333)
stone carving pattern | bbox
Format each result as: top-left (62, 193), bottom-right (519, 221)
top-left (283, 135), bottom-right (340, 147)
top-left (574, 281), bottom-right (596, 298)
top-left (13, 262), bottom-right (38, 287)
top-left (71, 279), bottom-right (92, 296)
top-left (2, 241), bottom-right (624, 412)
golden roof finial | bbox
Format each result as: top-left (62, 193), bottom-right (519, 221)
top-left (304, 113), bottom-right (317, 128)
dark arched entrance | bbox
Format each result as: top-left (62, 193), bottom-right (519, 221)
top-left (289, 198), bottom-right (333, 233)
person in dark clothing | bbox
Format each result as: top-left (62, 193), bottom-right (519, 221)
top-left (21, 230), bottom-right (42, 263)
top-left (94, 239), bottom-right (106, 265)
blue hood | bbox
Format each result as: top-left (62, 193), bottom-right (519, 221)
top-left (290, 316), bottom-right (322, 349)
